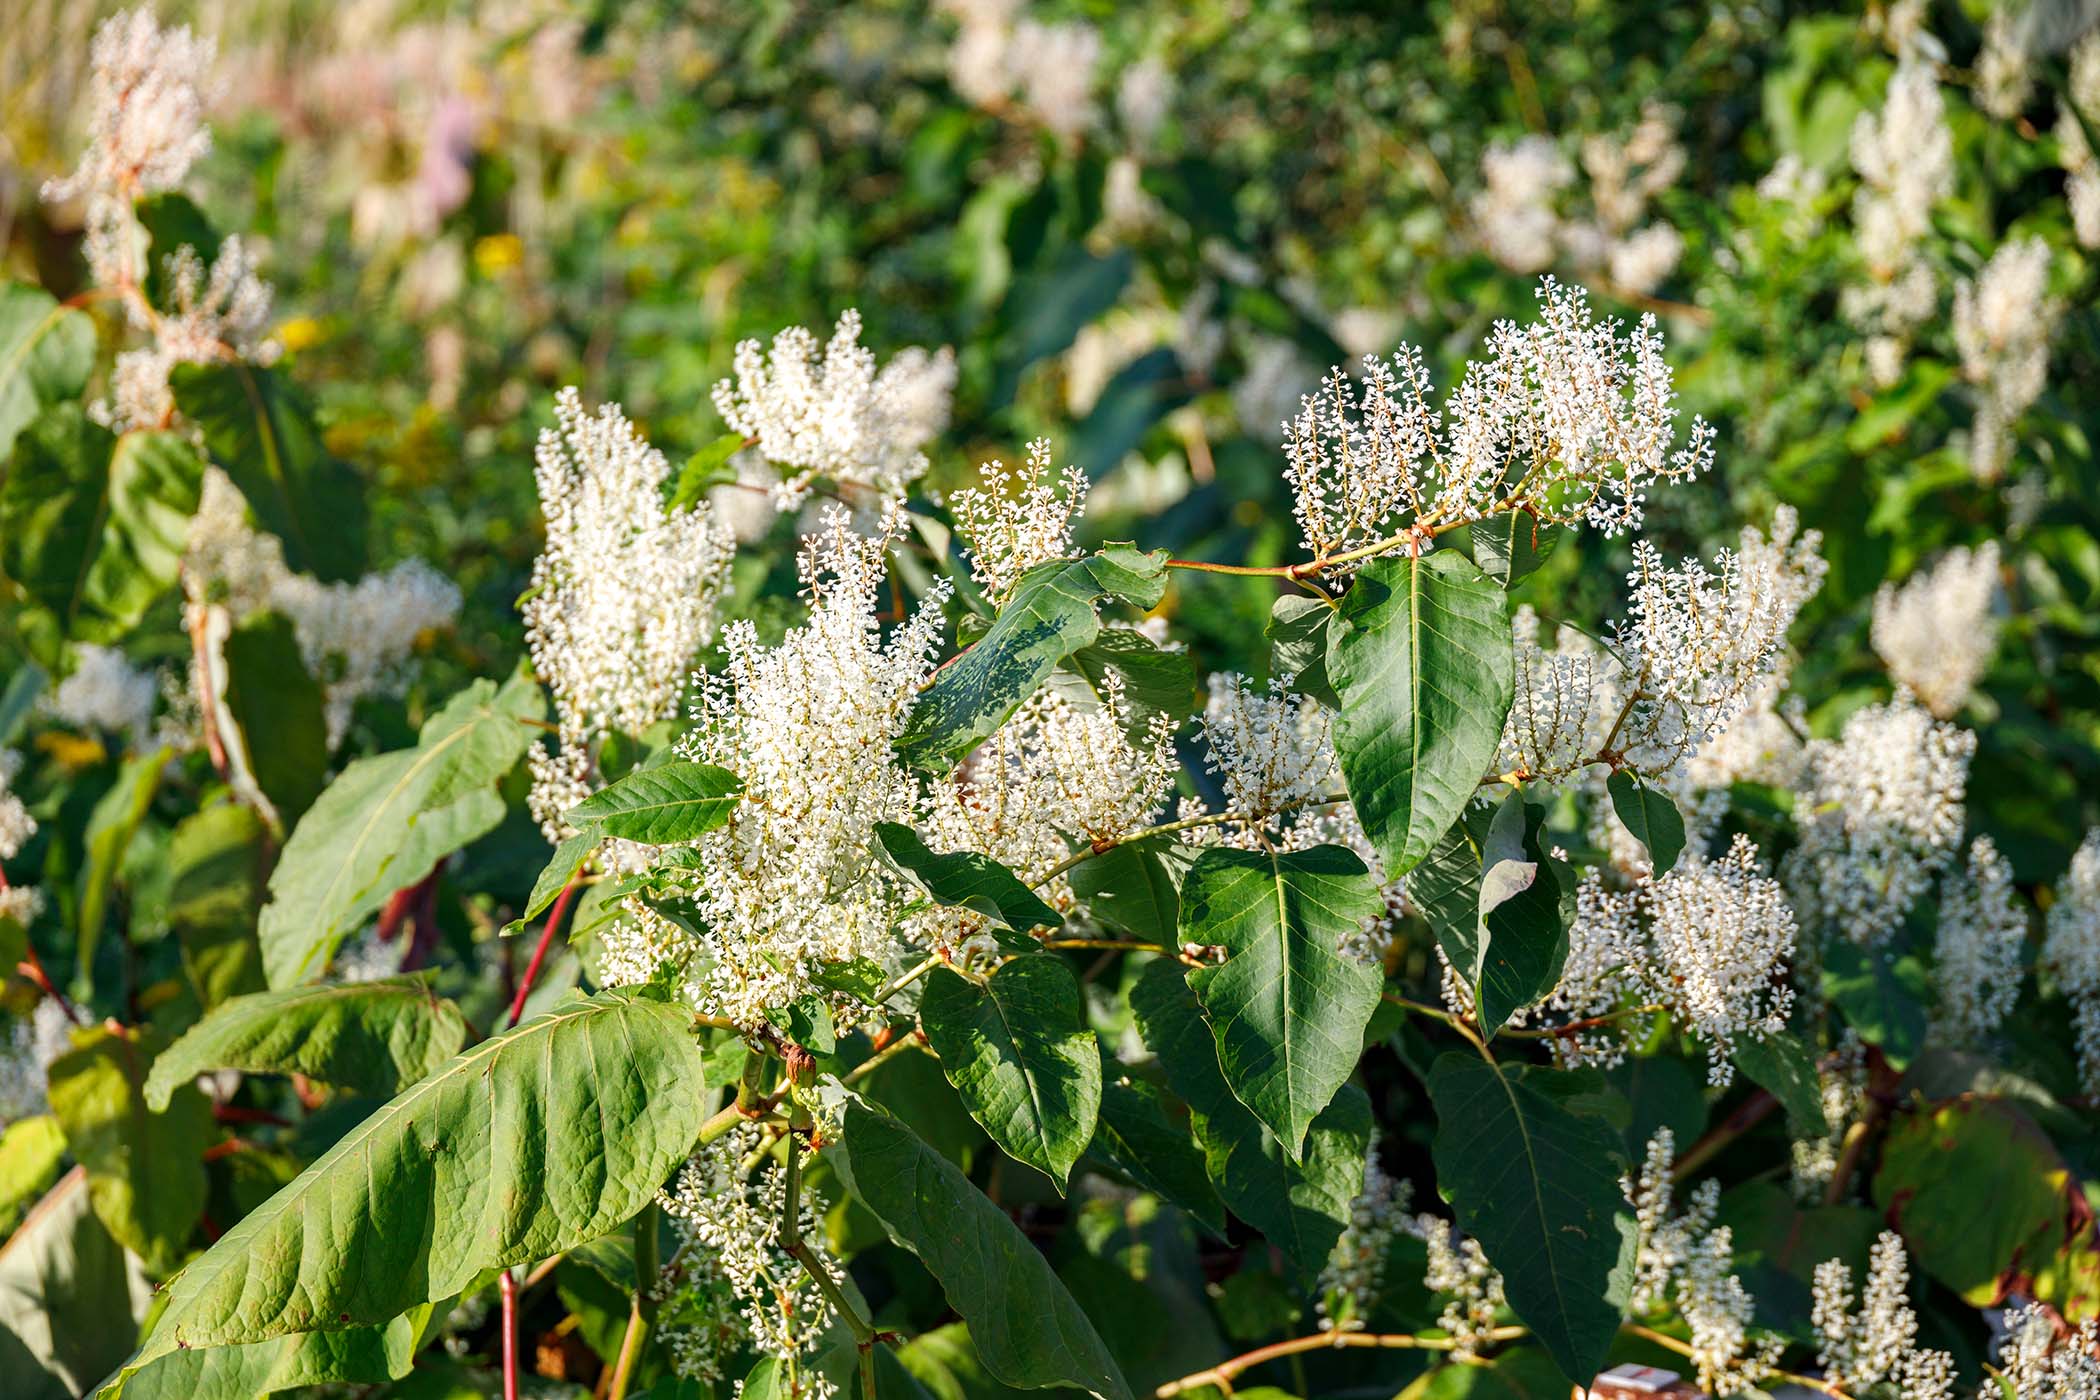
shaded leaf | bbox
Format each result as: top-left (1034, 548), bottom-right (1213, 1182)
top-left (1732, 1033), bottom-right (1828, 1136)
top-left (1093, 1076), bottom-right (1226, 1235)
top-left (222, 612), bottom-right (329, 823)
top-left (879, 824), bottom-right (1062, 934)
top-left (1067, 837), bottom-right (1189, 946)
top-left (1469, 512), bottom-right (1564, 587)
top-left (1605, 771), bottom-right (1686, 876)
top-left (834, 1100), bottom-right (1133, 1400)
top-left (145, 975), bottom-right (468, 1108)
top-left (1181, 844), bottom-right (1385, 1157)
top-left (1328, 551), bottom-right (1512, 876)
top-left (921, 958), bottom-right (1100, 1188)
top-left (0, 1168), bottom-right (152, 1400)
top-left (1265, 596), bottom-right (1337, 706)
top-left (0, 282), bottom-right (95, 463)
top-left (1821, 941), bottom-right (1930, 1070)
top-left (74, 746), bottom-right (170, 999)
top-left (166, 803), bottom-right (269, 1008)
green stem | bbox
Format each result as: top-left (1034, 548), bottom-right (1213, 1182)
top-left (605, 1201), bottom-right (659, 1400)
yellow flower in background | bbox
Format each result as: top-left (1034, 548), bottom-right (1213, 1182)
top-left (474, 233), bottom-right (524, 278)
top-left (276, 316), bottom-right (324, 353)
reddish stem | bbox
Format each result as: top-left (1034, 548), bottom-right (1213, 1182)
top-left (503, 875), bottom-right (583, 1031)
top-left (500, 1267), bottom-right (520, 1400)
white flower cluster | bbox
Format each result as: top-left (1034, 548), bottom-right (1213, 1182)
top-left (1281, 279), bottom-right (1714, 576)
top-left (1470, 108), bottom-right (1687, 294)
top-left (712, 310), bottom-right (956, 511)
top-left (1687, 677), bottom-right (1808, 791)
top-left (1975, 9), bottom-right (2034, 122)
top-left (1624, 1131), bottom-right (1783, 1396)
top-left (1784, 692), bottom-right (1975, 947)
top-left (1200, 673), bottom-right (1338, 828)
top-left (0, 751), bottom-right (35, 867)
top-left (917, 673), bottom-right (1176, 965)
top-left (1548, 838), bottom-right (1795, 1085)
top-left (1954, 238), bottom-right (2058, 482)
top-left (101, 237), bottom-right (280, 433)
top-left (656, 1125), bottom-right (842, 1400)
top-left (1316, 1141), bottom-right (1406, 1332)
top-left (949, 441), bottom-right (1089, 605)
top-left (0, 1000), bottom-right (74, 1125)
top-left (652, 510), bottom-right (948, 1025)
top-left (1845, 60), bottom-right (1953, 383)
top-left (2043, 830), bottom-right (2100, 1094)
top-left (2058, 36), bottom-right (2100, 249)
top-left (1809, 1232), bottom-right (1955, 1399)
top-left (1788, 1031), bottom-right (1867, 1202)
top-left (1986, 1303), bottom-right (2100, 1399)
top-left (1407, 1211), bottom-right (1507, 1362)
top-left (40, 8), bottom-right (219, 287)
top-left (46, 644), bottom-right (158, 746)
top-left (523, 388), bottom-right (733, 842)
top-left (183, 469), bottom-right (463, 750)
top-left (1501, 509), bottom-right (1825, 784)
top-left (1932, 835), bottom-right (2026, 1045)
top-left (939, 0), bottom-right (1100, 139)
top-left (1871, 543), bottom-right (2001, 718)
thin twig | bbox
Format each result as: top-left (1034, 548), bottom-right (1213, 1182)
top-left (1154, 1326), bottom-right (1529, 1397)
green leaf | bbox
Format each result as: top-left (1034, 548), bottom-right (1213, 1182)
top-left (834, 1100), bottom-right (1134, 1400)
top-left (47, 1025), bottom-right (213, 1274)
top-left (878, 824), bottom-right (1063, 933)
top-left (1067, 837), bottom-right (1189, 946)
top-left (258, 676), bottom-right (541, 987)
top-left (1821, 941), bottom-right (1930, 1070)
top-left (1732, 1033), bottom-right (1828, 1136)
top-left (1265, 596), bottom-right (1337, 706)
top-left (0, 1168), bottom-right (151, 1400)
top-left (0, 281), bottom-right (95, 463)
top-left (1128, 960), bottom-right (1368, 1279)
top-left (1427, 1054), bottom-right (1631, 1387)
top-left (566, 761), bottom-right (742, 844)
top-left (1468, 512), bottom-right (1564, 587)
top-left (511, 829), bottom-right (598, 934)
top-left (144, 975), bottom-right (468, 1109)
top-left (75, 746), bottom-right (170, 998)
top-left (98, 991), bottom-right (709, 1385)
top-left (108, 1313), bottom-right (426, 1400)
top-left (1092, 1076), bottom-right (1227, 1235)
top-left (1605, 771), bottom-right (1687, 876)
top-left (1395, 1344), bottom-right (1572, 1399)
top-left (222, 612), bottom-right (330, 822)
top-left (171, 362), bottom-right (367, 581)
top-left (0, 1115), bottom-right (68, 1236)
top-left (1412, 796), bottom-right (1569, 1037)
top-left (133, 194), bottom-right (222, 305)
top-left (1180, 845), bottom-right (1384, 1158)
top-left (920, 958), bottom-right (1101, 1188)
top-left (0, 409), bottom-right (205, 649)
top-left (897, 547), bottom-right (1168, 772)
top-left (1070, 348), bottom-right (1194, 473)
top-left (1057, 625), bottom-right (1196, 736)
top-left (1328, 550), bottom-right (1512, 876)
top-left (668, 433), bottom-right (746, 510)
top-left (994, 246), bottom-right (1134, 404)
top-left (166, 804), bottom-right (269, 1008)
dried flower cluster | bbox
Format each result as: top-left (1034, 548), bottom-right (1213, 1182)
top-left (1785, 692), bottom-right (1975, 947)
top-left (1871, 543), bottom-right (2001, 717)
top-left (1281, 280), bottom-right (1714, 576)
top-left (523, 388), bottom-right (733, 841)
top-left (104, 238), bottom-right (280, 433)
top-left (712, 311), bottom-right (956, 511)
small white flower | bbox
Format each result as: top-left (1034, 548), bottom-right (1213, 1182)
top-left (950, 441), bottom-right (1089, 606)
top-left (1931, 835), bottom-right (2025, 1044)
top-left (1811, 1232), bottom-right (1955, 1399)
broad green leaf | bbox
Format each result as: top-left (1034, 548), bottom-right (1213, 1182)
top-left (1605, 771), bottom-right (1686, 876)
top-left (1129, 960), bottom-right (1368, 1279)
top-left (110, 1311), bottom-right (429, 1400)
top-left (167, 803), bottom-right (269, 1008)
top-left (1067, 837), bottom-right (1189, 946)
top-left (509, 829), bottom-right (598, 935)
top-left (259, 675), bottom-right (541, 987)
top-left (145, 975), bottom-right (467, 1108)
top-left (1732, 1033), bottom-right (1827, 1136)
top-left (1328, 550), bottom-right (1512, 876)
top-left (0, 1168), bottom-right (152, 1400)
top-left (920, 958), bottom-right (1100, 1187)
top-left (171, 362), bottom-right (367, 581)
top-left (222, 612), bottom-right (329, 822)
top-left (1821, 940), bottom-right (1930, 1069)
top-left (74, 745), bottom-right (169, 997)
top-left (897, 547), bottom-right (1168, 771)
top-left (98, 991), bottom-right (709, 1385)
top-left (1469, 512), bottom-right (1564, 586)
top-left (0, 409), bottom-right (204, 650)
top-left (0, 1115), bottom-right (67, 1236)
top-left (47, 1025), bottom-right (213, 1273)
top-left (1181, 844), bottom-right (1385, 1157)
top-left (834, 1100), bottom-right (1133, 1400)
top-left (1427, 1054), bottom-right (1631, 1387)
top-left (1413, 796), bottom-right (1569, 1037)
top-left (1265, 595), bottom-right (1337, 706)
top-left (878, 824), bottom-right (1062, 933)
top-left (1093, 1076), bottom-right (1226, 1235)
top-left (1057, 625), bottom-right (1196, 736)
top-left (567, 761), bottom-right (741, 844)
top-left (0, 282), bottom-right (95, 462)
